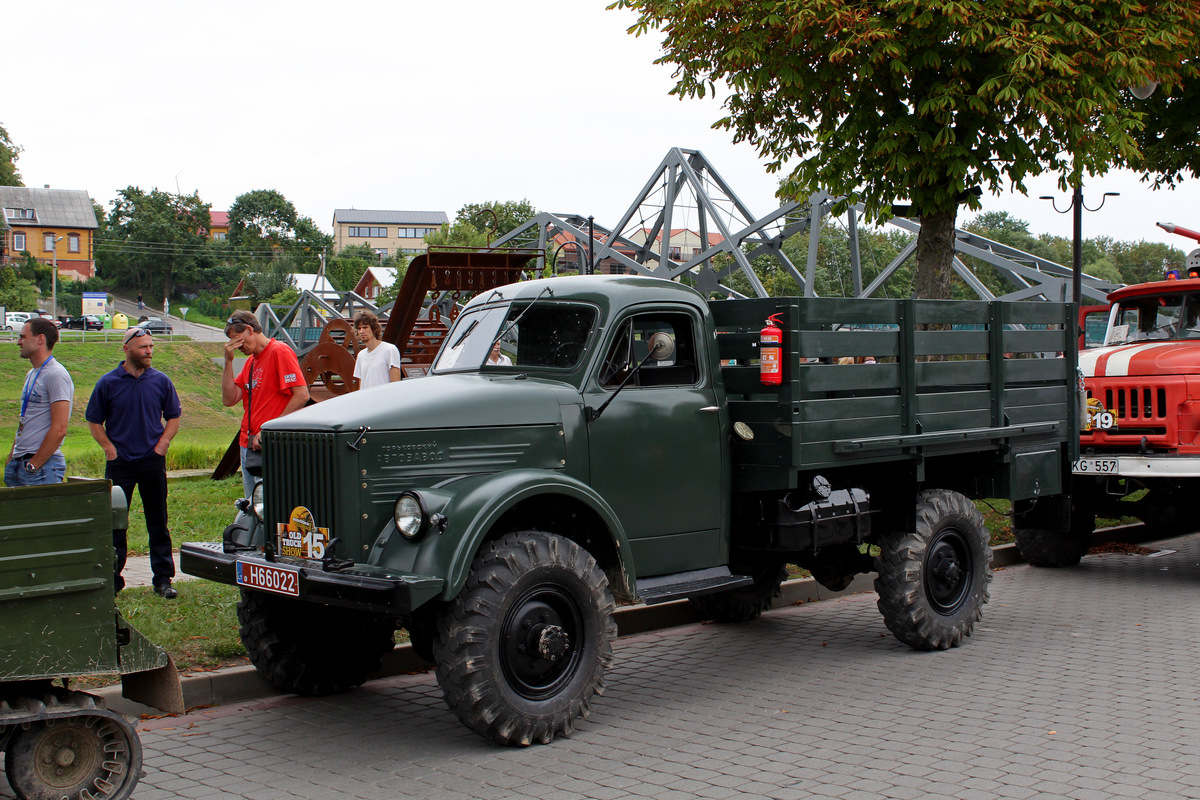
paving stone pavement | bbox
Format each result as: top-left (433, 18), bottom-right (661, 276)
top-left (8, 534), bottom-right (1200, 800)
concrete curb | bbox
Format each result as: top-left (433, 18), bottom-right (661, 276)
top-left (96, 542), bottom-right (1027, 718)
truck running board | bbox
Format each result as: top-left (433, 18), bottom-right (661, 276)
top-left (637, 567), bottom-right (754, 606)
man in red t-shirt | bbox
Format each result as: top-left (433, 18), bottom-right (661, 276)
top-left (222, 310), bottom-right (310, 496)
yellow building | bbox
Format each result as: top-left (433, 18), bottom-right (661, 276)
top-left (331, 209), bottom-right (447, 257)
top-left (0, 187), bottom-right (99, 281)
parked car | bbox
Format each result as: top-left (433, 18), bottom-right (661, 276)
top-left (3, 312), bottom-right (31, 331)
top-left (28, 310), bottom-right (62, 328)
top-left (61, 315), bottom-right (103, 331)
top-left (136, 316), bottom-right (173, 335)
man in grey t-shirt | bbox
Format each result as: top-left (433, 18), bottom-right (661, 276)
top-left (5, 318), bottom-right (73, 487)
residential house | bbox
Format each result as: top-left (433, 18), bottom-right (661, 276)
top-left (331, 209), bottom-right (447, 257)
top-left (627, 228), bottom-right (725, 263)
top-left (229, 272), bottom-right (340, 307)
top-left (209, 211), bottom-right (230, 241)
top-left (0, 186), bottom-right (99, 280)
top-left (353, 266), bottom-right (398, 300)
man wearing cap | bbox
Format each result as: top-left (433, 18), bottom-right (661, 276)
top-left (222, 310), bottom-right (309, 498)
top-left (87, 326), bottom-right (183, 597)
top-left (5, 317), bottom-right (73, 487)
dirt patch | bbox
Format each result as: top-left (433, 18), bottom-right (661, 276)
top-left (1088, 541), bottom-right (1159, 556)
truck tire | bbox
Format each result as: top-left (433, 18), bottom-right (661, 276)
top-left (238, 589), bottom-right (397, 696)
top-left (433, 530), bottom-right (617, 746)
top-left (1014, 516), bottom-right (1092, 568)
top-left (874, 489), bottom-right (991, 650)
top-left (689, 558), bottom-right (788, 623)
top-left (4, 706), bottom-right (142, 800)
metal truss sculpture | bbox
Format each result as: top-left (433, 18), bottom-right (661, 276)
top-left (491, 147), bottom-right (1118, 303)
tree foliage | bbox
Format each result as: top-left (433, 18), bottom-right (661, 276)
top-left (454, 200), bottom-right (539, 242)
top-left (1123, 78), bottom-right (1200, 187)
top-left (615, 0), bottom-right (1200, 298)
top-left (0, 123), bottom-right (22, 187)
top-left (99, 187), bottom-right (212, 301)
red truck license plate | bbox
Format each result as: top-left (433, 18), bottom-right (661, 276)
top-left (236, 560), bottom-right (299, 597)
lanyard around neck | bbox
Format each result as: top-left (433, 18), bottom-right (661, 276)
top-left (20, 356), bottom-right (54, 419)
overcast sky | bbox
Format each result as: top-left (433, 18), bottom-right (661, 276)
top-left (9, 1), bottom-right (1200, 255)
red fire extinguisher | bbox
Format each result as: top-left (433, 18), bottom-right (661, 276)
top-left (760, 313), bottom-right (783, 386)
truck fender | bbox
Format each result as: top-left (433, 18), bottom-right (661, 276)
top-left (413, 469), bottom-right (636, 603)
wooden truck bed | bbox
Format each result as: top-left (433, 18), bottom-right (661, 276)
top-left (710, 297), bottom-right (1079, 494)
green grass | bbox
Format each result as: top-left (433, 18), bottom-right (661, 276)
top-left (0, 339), bottom-right (243, 476)
top-left (117, 581), bottom-right (247, 671)
top-left (122, 475), bottom-right (245, 556)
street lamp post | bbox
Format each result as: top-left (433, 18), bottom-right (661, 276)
top-left (1040, 184), bottom-right (1119, 304)
top-left (50, 236), bottom-right (63, 318)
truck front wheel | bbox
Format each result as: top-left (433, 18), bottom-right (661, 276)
top-left (238, 590), bottom-right (397, 696)
top-left (874, 489), bottom-right (991, 650)
top-left (433, 531), bottom-right (617, 746)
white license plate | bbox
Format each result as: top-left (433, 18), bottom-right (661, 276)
top-left (236, 560), bottom-right (299, 597)
top-left (1073, 458), bottom-right (1119, 474)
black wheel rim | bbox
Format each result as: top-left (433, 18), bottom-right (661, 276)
top-left (499, 582), bottom-right (585, 701)
top-left (924, 528), bottom-right (974, 614)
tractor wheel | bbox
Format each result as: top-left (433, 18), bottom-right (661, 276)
top-left (238, 589), bottom-right (397, 696)
top-left (875, 489), bottom-right (992, 650)
top-left (433, 531), bottom-right (616, 746)
top-left (4, 709), bottom-right (142, 800)
top-left (689, 558), bottom-right (788, 623)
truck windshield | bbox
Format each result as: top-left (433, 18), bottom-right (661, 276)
top-left (1107, 292), bottom-right (1200, 345)
top-left (433, 302), bottom-right (596, 372)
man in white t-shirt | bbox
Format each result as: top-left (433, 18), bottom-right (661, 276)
top-left (353, 311), bottom-right (402, 389)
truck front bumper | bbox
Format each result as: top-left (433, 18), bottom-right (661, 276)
top-left (180, 542), bottom-right (445, 615)
top-left (1073, 454), bottom-right (1200, 479)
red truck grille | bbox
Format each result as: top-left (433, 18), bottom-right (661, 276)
top-left (1082, 378), bottom-right (1196, 451)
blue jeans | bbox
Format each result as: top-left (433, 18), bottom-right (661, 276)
top-left (4, 452), bottom-right (66, 487)
top-left (240, 446), bottom-right (261, 499)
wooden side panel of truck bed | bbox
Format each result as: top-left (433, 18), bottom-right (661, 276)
top-left (709, 297), bottom-right (1079, 493)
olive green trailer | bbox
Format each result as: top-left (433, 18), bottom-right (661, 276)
top-left (0, 479), bottom-right (182, 800)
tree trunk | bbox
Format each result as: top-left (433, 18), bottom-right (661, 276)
top-left (912, 207), bottom-right (958, 300)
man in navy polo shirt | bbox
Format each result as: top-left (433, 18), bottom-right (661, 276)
top-left (87, 326), bottom-right (183, 597)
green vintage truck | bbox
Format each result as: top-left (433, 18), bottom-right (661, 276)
top-left (2, 479), bottom-right (181, 800)
top-left (183, 275), bottom-right (1079, 745)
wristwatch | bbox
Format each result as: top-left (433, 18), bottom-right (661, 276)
top-left (23, 459), bottom-right (38, 472)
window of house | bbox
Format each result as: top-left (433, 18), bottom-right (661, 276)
top-left (349, 226), bottom-right (387, 238)
top-left (68, 233), bottom-right (80, 253)
top-left (44, 233), bottom-right (56, 252)
top-left (5, 208), bottom-right (34, 220)
top-left (13, 232), bottom-right (25, 251)
top-left (213, 232), bottom-right (227, 241)
top-left (669, 246), bottom-right (682, 260)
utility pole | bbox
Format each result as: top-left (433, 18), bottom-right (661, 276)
top-left (50, 236), bottom-right (63, 317)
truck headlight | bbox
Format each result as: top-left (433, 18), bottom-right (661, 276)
top-left (251, 481), bottom-right (264, 521)
top-left (394, 493), bottom-right (426, 540)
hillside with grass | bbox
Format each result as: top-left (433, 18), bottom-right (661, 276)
top-left (0, 338), bottom-right (242, 477)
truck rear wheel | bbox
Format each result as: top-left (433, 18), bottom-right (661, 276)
top-left (433, 531), bottom-right (616, 746)
top-left (689, 557), bottom-right (787, 623)
top-left (4, 708), bottom-right (142, 800)
top-left (238, 589), bottom-right (397, 696)
top-left (1014, 516), bottom-right (1092, 568)
top-left (875, 489), bottom-right (991, 650)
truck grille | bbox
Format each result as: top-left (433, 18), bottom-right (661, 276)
top-left (263, 431), bottom-right (339, 531)
top-left (1083, 380), bottom-right (1177, 445)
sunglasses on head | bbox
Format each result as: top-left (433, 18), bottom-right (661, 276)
top-left (125, 327), bottom-right (149, 341)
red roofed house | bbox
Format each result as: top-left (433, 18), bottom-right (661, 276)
top-left (209, 211), bottom-right (230, 241)
top-left (353, 266), bottom-right (398, 300)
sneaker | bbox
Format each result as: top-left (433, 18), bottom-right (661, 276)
top-left (153, 582), bottom-right (179, 599)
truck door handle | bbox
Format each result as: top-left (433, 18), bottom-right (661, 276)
top-left (700, 406), bottom-right (720, 412)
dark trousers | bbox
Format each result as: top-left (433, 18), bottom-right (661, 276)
top-left (107, 453), bottom-right (174, 591)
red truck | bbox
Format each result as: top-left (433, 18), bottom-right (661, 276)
top-left (1016, 222), bottom-right (1200, 566)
